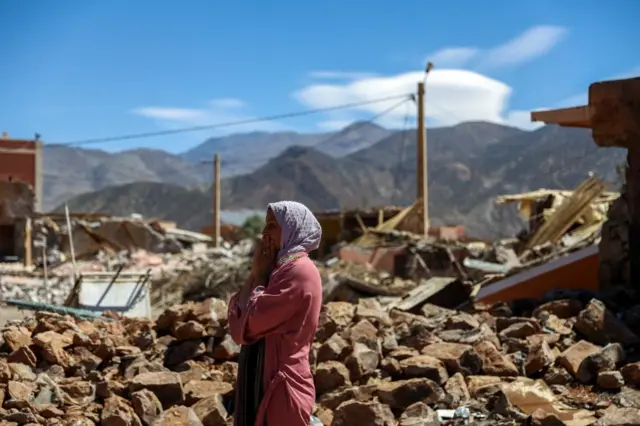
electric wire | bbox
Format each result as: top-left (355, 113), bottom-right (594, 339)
top-left (50, 93), bottom-right (414, 147)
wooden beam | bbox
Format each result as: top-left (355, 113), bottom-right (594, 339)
top-left (24, 218), bottom-right (32, 268)
top-left (530, 106), bottom-right (592, 128)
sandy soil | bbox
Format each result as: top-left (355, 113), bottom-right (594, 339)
top-left (0, 305), bottom-right (32, 326)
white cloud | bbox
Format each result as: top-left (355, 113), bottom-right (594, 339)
top-left (131, 98), bottom-right (287, 134)
top-left (309, 71), bottom-right (376, 80)
top-left (294, 69), bottom-right (539, 129)
top-left (294, 25), bottom-right (570, 131)
top-left (423, 26), bottom-right (567, 71)
top-left (132, 107), bottom-right (208, 121)
top-left (477, 26), bottom-right (567, 70)
top-left (428, 47), bottom-right (479, 68)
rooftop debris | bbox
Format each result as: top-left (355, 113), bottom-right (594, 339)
top-left (0, 176), bottom-right (621, 317)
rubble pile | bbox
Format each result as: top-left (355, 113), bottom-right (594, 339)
top-left (0, 238), bottom-right (254, 308)
top-left (2, 289), bottom-right (640, 425)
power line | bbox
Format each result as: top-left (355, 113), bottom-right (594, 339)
top-left (45, 96), bottom-right (414, 187)
top-left (312, 96), bottom-right (412, 149)
top-left (50, 93), bottom-right (414, 147)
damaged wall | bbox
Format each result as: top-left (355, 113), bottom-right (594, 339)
top-left (0, 181), bottom-right (34, 223)
top-left (0, 181), bottom-right (34, 260)
top-left (599, 183), bottom-right (629, 289)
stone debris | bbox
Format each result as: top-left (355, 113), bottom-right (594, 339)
top-left (0, 287), bottom-right (638, 425)
top-left (0, 239), bottom-right (254, 308)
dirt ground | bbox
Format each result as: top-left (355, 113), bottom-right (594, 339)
top-left (0, 305), bottom-right (32, 326)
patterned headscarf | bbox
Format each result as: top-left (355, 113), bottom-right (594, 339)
top-left (267, 201), bottom-right (322, 259)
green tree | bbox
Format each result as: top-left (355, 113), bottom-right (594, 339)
top-left (241, 214), bottom-right (265, 238)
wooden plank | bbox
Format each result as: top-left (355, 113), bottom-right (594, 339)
top-left (391, 277), bottom-right (457, 311)
top-left (530, 106), bottom-right (592, 128)
top-left (525, 177), bottom-right (604, 249)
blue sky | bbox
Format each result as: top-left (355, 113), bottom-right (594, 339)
top-left (1, 0), bottom-right (638, 153)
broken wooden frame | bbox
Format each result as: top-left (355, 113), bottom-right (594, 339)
top-left (531, 76), bottom-right (640, 288)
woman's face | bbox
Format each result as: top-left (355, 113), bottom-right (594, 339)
top-left (263, 209), bottom-right (282, 250)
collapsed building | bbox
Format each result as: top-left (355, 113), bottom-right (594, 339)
top-left (1, 73), bottom-right (638, 425)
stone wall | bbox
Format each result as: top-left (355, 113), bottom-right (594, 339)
top-left (599, 183), bottom-right (629, 289)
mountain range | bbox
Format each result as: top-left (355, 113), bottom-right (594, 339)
top-left (51, 121), bottom-right (626, 239)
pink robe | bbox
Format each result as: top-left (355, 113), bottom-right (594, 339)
top-left (228, 253), bottom-right (322, 426)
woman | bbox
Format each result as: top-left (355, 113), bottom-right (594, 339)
top-left (228, 201), bottom-right (323, 426)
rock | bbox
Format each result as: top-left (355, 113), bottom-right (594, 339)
top-left (575, 299), bottom-right (639, 345)
top-left (191, 395), bottom-right (227, 426)
top-left (594, 407), bottom-right (640, 425)
top-left (621, 362), bottom-right (640, 386)
top-left (557, 340), bottom-right (601, 379)
top-left (355, 299), bottom-right (390, 326)
top-left (74, 346), bottom-right (104, 372)
top-left (499, 321), bottom-right (539, 340)
top-left (597, 371), bottom-right (625, 390)
top-left (421, 342), bottom-right (479, 374)
top-left (183, 381), bottom-right (232, 405)
top-left (444, 372), bottom-right (470, 405)
top-left (7, 381), bottom-right (33, 402)
top-left (544, 366), bottom-right (573, 386)
top-left (317, 334), bottom-right (349, 362)
top-left (7, 347), bottom-right (36, 368)
top-left (344, 343), bottom-right (379, 381)
top-left (439, 324), bottom-right (499, 348)
top-left (474, 341), bottom-right (519, 376)
top-left (317, 385), bottom-right (378, 410)
top-left (314, 406), bottom-right (334, 426)
top-left (211, 335), bottom-right (240, 361)
top-left (173, 321), bottom-right (208, 340)
top-left (346, 320), bottom-right (380, 352)
top-left (397, 355), bottom-right (449, 384)
top-left (525, 340), bottom-right (556, 376)
top-left (495, 317), bottom-right (540, 332)
top-left (533, 299), bottom-right (583, 319)
top-left (529, 408), bottom-right (565, 426)
top-left (102, 396), bottom-right (143, 426)
top-left (32, 330), bottom-right (73, 368)
top-left (128, 372), bottom-right (185, 408)
top-left (398, 402), bottom-right (439, 425)
top-left (153, 406), bottom-right (204, 426)
top-left (582, 343), bottom-right (626, 383)
top-left (377, 378), bottom-right (445, 410)
top-left (445, 313), bottom-right (479, 330)
top-left (8, 363), bottom-right (36, 381)
top-left (131, 389), bottom-right (163, 426)
top-left (325, 302), bottom-right (357, 328)
top-left (466, 376), bottom-right (502, 397)
top-left (314, 361), bottom-right (351, 395)
top-left (2, 327), bottom-right (32, 352)
top-left (332, 400), bottom-right (395, 426)
top-left (388, 347), bottom-right (419, 361)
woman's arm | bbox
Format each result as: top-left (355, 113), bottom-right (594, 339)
top-left (228, 266), bottom-right (305, 345)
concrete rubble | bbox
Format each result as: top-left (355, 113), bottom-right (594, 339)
top-left (0, 238), bottom-right (254, 308)
top-left (1, 289), bottom-right (640, 425)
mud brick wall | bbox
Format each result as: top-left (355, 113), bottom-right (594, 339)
top-left (599, 184), bottom-right (629, 289)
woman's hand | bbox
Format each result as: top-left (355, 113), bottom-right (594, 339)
top-left (252, 234), bottom-right (277, 284)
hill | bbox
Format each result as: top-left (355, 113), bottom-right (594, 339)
top-left (57, 123), bottom-right (626, 239)
top-left (43, 123), bottom-right (391, 210)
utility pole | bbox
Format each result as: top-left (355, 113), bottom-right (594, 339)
top-left (417, 62), bottom-right (434, 237)
top-left (213, 153), bottom-right (221, 248)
